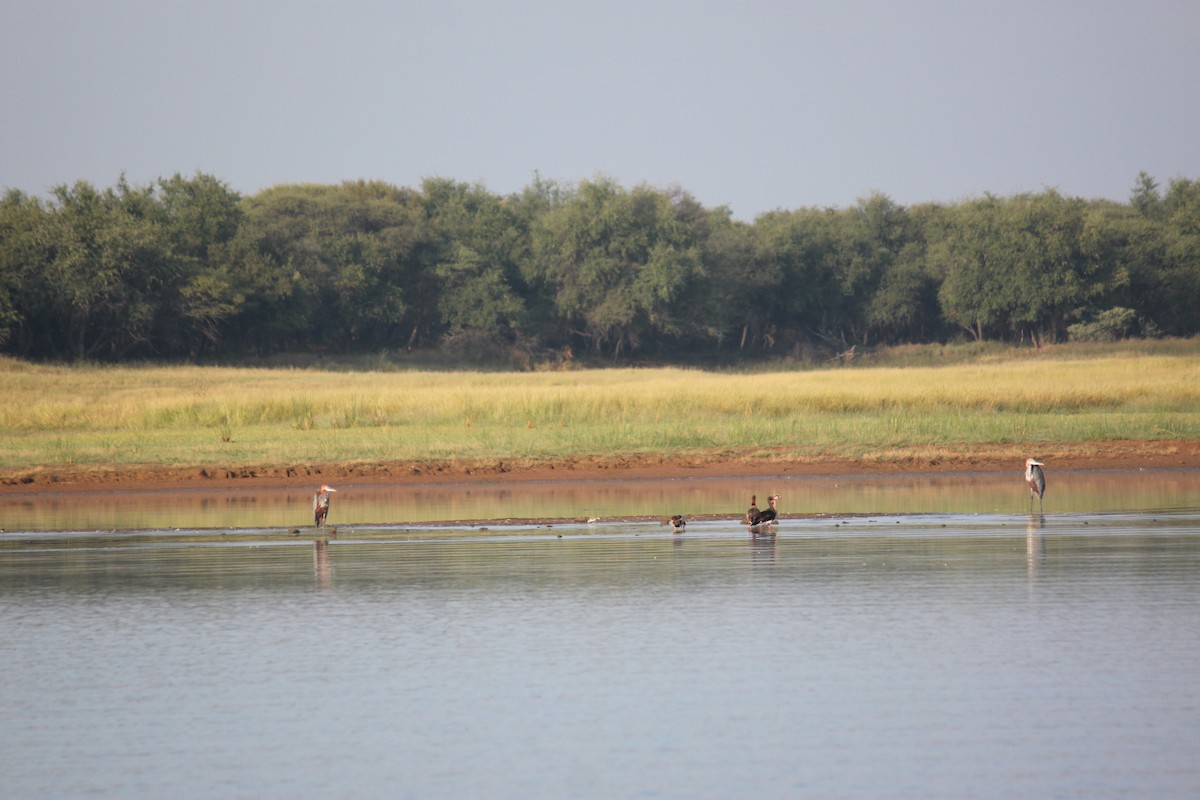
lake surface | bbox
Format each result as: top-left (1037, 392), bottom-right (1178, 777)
top-left (2, 471), bottom-right (1200, 798)
top-left (7, 467), bottom-right (1200, 532)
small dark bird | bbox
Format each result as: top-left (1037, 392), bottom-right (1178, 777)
top-left (749, 495), bottom-right (779, 527)
top-left (1025, 459), bottom-right (1045, 513)
top-left (743, 495), bottom-right (759, 525)
top-left (669, 515), bottom-right (686, 533)
top-left (313, 485), bottom-right (337, 527)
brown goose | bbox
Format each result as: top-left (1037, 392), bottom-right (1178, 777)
top-left (749, 495), bottom-right (779, 527)
top-left (743, 495), bottom-right (759, 525)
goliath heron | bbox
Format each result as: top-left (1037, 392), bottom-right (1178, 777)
top-left (313, 485), bottom-right (337, 527)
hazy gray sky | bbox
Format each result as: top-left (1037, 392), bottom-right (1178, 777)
top-left (3, 0), bottom-right (1198, 219)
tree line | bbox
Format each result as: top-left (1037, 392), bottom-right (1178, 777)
top-left (0, 171), bottom-right (1197, 364)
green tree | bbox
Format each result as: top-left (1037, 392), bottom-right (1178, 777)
top-left (1131, 178), bottom-right (1200, 335)
top-left (435, 243), bottom-right (527, 337)
top-left (750, 207), bottom-right (844, 350)
top-left (31, 179), bottom-right (173, 359)
top-left (1130, 171), bottom-right (1161, 219)
top-left (932, 192), bottom-right (1121, 344)
top-left (693, 210), bottom-right (765, 352)
top-left (0, 189), bottom-right (45, 350)
top-left (229, 181), bottom-right (420, 354)
top-left (837, 193), bottom-right (910, 345)
top-left (931, 196), bottom-right (1018, 341)
top-left (530, 178), bottom-right (707, 358)
top-left (156, 172), bottom-right (245, 356)
top-left (422, 178), bottom-right (529, 346)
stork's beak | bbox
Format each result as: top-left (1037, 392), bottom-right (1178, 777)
top-left (1030, 461), bottom-right (1043, 466)
top-left (328, 487), bottom-right (337, 492)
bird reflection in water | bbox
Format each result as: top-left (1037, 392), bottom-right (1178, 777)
top-left (749, 527), bottom-right (778, 566)
top-left (1026, 514), bottom-right (1046, 577)
top-left (314, 538), bottom-right (332, 589)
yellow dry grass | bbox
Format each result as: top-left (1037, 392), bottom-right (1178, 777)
top-left (2, 347), bottom-right (1198, 471)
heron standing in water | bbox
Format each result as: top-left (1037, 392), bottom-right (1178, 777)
top-left (314, 485), bottom-right (337, 527)
top-left (1024, 459), bottom-right (1045, 513)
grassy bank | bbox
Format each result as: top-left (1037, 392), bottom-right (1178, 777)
top-left (2, 341), bottom-right (1200, 473)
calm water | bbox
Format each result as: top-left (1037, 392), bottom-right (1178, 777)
top-left (2, 473), bottom-right (1200, 798)
top-left (6, 468), bottom-right (1200, 532)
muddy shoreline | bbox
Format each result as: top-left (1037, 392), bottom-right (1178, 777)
top-left (3, 440), bottom-right (1198, 495)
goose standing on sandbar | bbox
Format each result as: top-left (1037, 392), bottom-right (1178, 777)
top-left (1024, 459), bottom-right (1045, 513)
top-left (314, 485), bottom-right (337, 527)
top-left (744, 495), bottom-right (759, 525)
top-left (749, 495), bottom-right (779, 527)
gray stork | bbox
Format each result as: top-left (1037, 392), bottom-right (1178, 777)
top-left (313, 485), bottom-right (337, 527)
top-left (1024, 459), bottom-right (1045, 513)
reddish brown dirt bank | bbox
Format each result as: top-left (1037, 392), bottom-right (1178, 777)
top-left (3, 440), bottom-right (1198, 495)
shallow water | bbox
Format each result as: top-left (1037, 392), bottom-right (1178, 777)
top-left (2, 475), bottom-right (1200, 798)
top-left (5, 467), bottom-right (1200, 532)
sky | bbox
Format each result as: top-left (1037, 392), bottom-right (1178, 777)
top-left (3, 0), bottom-right (1198, 220)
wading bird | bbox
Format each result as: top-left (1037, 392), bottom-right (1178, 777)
top-left (749, 495), bottom-right (779, 527)
top-left (314, 485), bottom-right (337, 527)
top-left (743, 495), bottom-right (759, 525)
top-left (669, 514), bottom-right (686, 533)
top-left (1025, 459), bottom-right (1045, 513)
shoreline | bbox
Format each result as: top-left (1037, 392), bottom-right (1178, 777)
top-left (3, 439), bottom-right (1199, 495)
